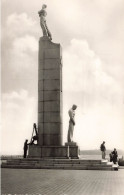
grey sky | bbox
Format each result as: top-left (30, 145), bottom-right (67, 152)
top-left (1, 0), bottom-right (124, 154)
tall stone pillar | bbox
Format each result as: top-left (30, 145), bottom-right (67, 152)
top-left (38, 36), bottom-right (63, 146)
top-left (28, 37), bottom-right (78, 158)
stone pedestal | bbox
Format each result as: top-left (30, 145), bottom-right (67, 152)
top-left (65, 142), bottom-right (77, 146)
top-left (29, 144), bottom-right (79, 159)
top-left (29, 36), bottom-right (79, 159)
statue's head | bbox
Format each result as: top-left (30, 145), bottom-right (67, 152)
top-left (38, 5), bottom-right (47, 17)
top-left (42, 4), bottom-right (47, 9)
top-left (72, 104), bottom-right (77, 110)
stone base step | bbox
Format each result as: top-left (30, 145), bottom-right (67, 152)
top-left (1, 164), bottom-right (114, 170)
top-left (6, 161), bottom-right (103, 165)
top-left (1, 158), bottom-right (119, 171)
top-left (6, 159), bottom-right (103, 164)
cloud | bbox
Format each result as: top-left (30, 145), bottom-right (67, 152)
top-left (13, 35), bottom-right (38, 53)
top-left (2, 34), bottom-right (38, 92)
top-left (63, 39), bottom-right (115, 94)
top-left (2, 12), bottom-right (38, 92)
top-left (9, 34), bottom-right (38, 72)
top-left (1, 90), bottom-right (37, 155)
top-left (63, 39), bottom-right (123, 104)
top-left (6, 13), bottom-right (37, 38)
top-left (63, 39), bottom-right (94, 91)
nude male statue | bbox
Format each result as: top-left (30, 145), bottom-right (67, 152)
top-left (38, 4), bottom-right (52, 40)
top-left (67, 104), bottom-right (77, 142)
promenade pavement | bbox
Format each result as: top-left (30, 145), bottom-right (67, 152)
top-left (1, 169), bottom-right (124, 195)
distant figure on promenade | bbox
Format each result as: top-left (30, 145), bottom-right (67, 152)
top-left (38, 4), bottom-right (52, 40)
top-left (109, 152), bottom-right (113, 162)
top-left (67, 104), bottom-right (77, 142)
top-left (100, 141), bottom-right (106, 159)
top-left (112, 148), bottom-right (118, 164)
top-left (23, 139), bottom-right (29, 158)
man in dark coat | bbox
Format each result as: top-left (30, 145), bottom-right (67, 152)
top-left (100, 141), bottom-right (106, 159)
top-left (109, 152), bottom-right (113, 162)
top-left (112, 148), bottom-right (118, 164)
top-left (23, 139), bottom-right (29, 158)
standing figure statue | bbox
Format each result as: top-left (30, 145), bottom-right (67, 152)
top-left (67, 104), bottom-right (77, 142)
top-left (38, 4), bottom-right (52, 40)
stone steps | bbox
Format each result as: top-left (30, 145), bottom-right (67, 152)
top-left (2, 162), bottom-right (112, 167)
top-left (6, 161), bottom-right (102, 165)
top-left (6, 159), bottom-right (102, 163)
top-left (1, 164), bottom-right (114, 170)
top-left (1, 158), bottom-right (118, 171)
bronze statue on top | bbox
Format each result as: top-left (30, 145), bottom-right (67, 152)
top-left (38, 4), bottom-right (52, 40)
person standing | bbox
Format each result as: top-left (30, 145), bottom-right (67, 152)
top-left (67, 104), bottom-right (77, 142)
top-left (100, 141), bottom-right (106, 159)
top-left (23, 139), bottom-right (29, 158)
top-left (109, 152), bottom-right (113, 162)
top-left (112, 148), bottom-right (118, 164)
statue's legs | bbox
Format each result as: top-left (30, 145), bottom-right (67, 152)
top-left (47, 29), bottom-right (52, 40)
top-left (102, 151), bottom-right (106, 159)
top-left (67, 121), bottom-right (74, 142)
top-left (40, 23), bottom-right (48, 36)
top-left (45, 24), bottom-right (52, 40)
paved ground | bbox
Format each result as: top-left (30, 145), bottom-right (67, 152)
top-left (1, 169), bottom-right (124, 195)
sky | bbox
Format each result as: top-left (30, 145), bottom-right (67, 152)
top-left (1, 0), bottom-right (124, 155)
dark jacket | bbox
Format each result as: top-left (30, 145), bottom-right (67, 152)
top-left (100, 143), bottom-right (106, 151)
top-left (112, 150), bottom-right (118, 163)
top-left (24, 141), bottom-right (28, 151)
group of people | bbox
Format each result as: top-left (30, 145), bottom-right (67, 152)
top-left (100, 141), bottom-right (118, 164)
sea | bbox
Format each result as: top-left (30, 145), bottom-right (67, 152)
top-left (79, 154), bottom-right (123, 160)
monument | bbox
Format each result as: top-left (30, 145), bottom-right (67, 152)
top-left (2, 5), bottom-right (117, 171)
top-left (28, 5), bottom-right (79, 158)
